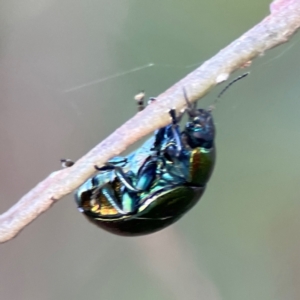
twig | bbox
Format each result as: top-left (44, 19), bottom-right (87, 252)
top-left (1, 0), bottom-right (300, 243)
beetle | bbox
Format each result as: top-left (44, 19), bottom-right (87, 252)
top-left (75, 73), bottom-right (248, 236)
top-left (75, 91), bottom-right (215, 236)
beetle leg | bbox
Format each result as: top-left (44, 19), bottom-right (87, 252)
top-left (151, 106), bottom-right (184, 153)
top-left (112, 165), bottom-right (143, 192)
top-left (101, 157), bottom-right (159, 194)
top-left (135, 157), bottom-right (158, 191)
top-left (100, 184), bottom-right (135, 215)
top-left (108, 156), bottom-right (128, 166)
top-left (96, 163), bottom-right (143, 193)
top-left (183, 88), bottom-right (197, 121)
top-left (166, 108), bottom-right (183, 157)
top-left (95, 157), bottom-right (128, 171)
top-left (151, 127), bottom-right (166, 152)
top-left (89, 173), bottom-right (138, 215)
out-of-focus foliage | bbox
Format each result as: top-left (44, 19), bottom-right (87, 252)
top-left (1, 1), bottom-right (300, 300)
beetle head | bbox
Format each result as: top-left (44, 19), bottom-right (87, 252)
top-left (184, 109), bottom-right (215, 149)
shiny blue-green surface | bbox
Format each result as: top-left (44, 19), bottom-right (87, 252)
top-left (75, 107), bottom-right (215, 236)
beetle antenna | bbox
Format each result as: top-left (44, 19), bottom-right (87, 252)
top-left (210, 72), bottom-right (249, 110)
top-left (183, 88), bottom-right (198, 120)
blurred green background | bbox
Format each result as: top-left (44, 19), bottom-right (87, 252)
top-left (1, 0), bottom-right (300, 299)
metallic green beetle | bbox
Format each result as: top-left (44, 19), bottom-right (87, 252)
top-left (75, 91), bottom-right (215, 236)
